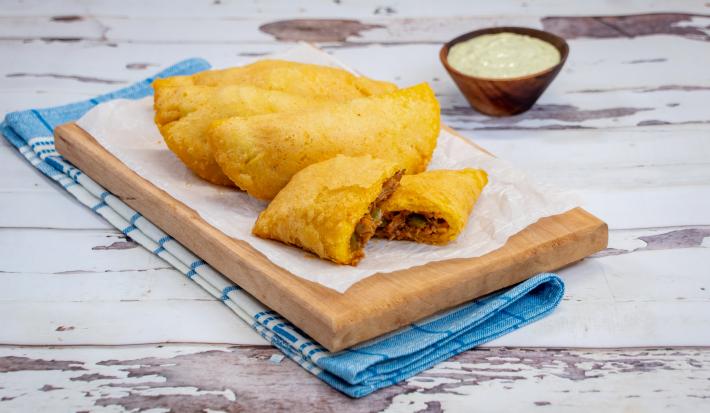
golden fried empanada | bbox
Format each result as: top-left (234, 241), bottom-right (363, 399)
top-left (154, 85), bottom-right (213, 127)
top-left (376, 169), bottom-right (488, 244)
top-left (209, 83), bottom-right (440, 199)
top-left (253, 155), bottom-right (403, 265)
top-left (154, 85), bottom-right (329, 186)
top-left (153, 59), bottom-right (397, 100)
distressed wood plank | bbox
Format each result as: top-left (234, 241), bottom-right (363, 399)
top-left (390, 347), bottom-right (710, 412)
top-left (0, 345), bottom-right (708, 412)
top-left (1, 12), bottom-right (710, 44)
top-left (0, 301), bottom-right (265, 346)
top-left (123, 14), bottom-right (710, 45)
top-left (467, 126), bottom-right (710, 229)
top-left (0, 228), bottom-right (165, 273)
top-left (0, 226), bottom-right (707, 347)
top-left (0, 8), bottom-right (710, 44)
top-left (2, 225), bottom-right (706, 282)
top-left (471, 126), bottom-right (710, 190)
top-left (580, 187), bottom-right (710, 230)
top-left (0, 190), bottom-right (111, 229)
top-left (1, 0), bottom-right (707, 19)
top-left (498, 248), bottom-right (710, 347)
top-left (1, 37), bottom-right (708, 130)
top-left (0, 270), bottom-right (211, 302)
top-left (0, 146), bottom-right (111, 229)
top-left (1, 25), bottom-right (708, 92)
top-left (0, 90), bottom-right (96, 116)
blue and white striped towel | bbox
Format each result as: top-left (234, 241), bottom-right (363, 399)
top-left (1, 58), bottom-right (565, 398)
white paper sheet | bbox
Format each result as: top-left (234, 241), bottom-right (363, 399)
top-left (76, 45), bottom-right (579, 293)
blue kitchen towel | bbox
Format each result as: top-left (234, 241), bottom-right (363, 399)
top-left (1, 59), bottom-right (565, 398)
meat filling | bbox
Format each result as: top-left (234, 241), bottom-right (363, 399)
top-left (349, 171), bottom-right (404, 262)
top-left (376, 211), bottom-right (450, 242)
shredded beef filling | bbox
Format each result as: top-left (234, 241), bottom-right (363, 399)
top-left (376, 211), bottom-right (450, 241)
top-left (349, 171), bottom-right (404, 262)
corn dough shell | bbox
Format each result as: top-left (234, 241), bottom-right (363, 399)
top-left (152, 59), bottom-right (397, 100)
top-left (154, 85), bottom-right (328, 186)
top-left (209, 83), bottom-right (440, 200)
top-left (253, 155), bottom-right (401, 265)
top-left (379, 169), bottom-right (488, 244)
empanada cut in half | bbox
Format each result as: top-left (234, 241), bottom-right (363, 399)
top-left (376, 169), bottom-right (488, 245)
top-left (209, 83), bottom-right (440, 200)
top-left (153, 85), bottom-right (329, 186)
top-left (153, 59), bottom-right (397, 100)
top-left (252, 155), bottom-right (403, 266)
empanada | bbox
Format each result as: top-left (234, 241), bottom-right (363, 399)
top-left (253, 155), bottom-right (403, 265)
top-left (153, 59), bottom-right (397, 99)
top-left (376, 169), bottom-right (488, 244)
top-left (154, 85), bottom-right (328, 186)
top-left (209, 83), bottom-right (440, 200)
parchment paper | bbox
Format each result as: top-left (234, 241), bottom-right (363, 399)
top-left (76, 45), bottom-right (579, 293)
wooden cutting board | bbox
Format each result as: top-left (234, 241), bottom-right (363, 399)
top-left (55, 122), bottom-right (607, 352)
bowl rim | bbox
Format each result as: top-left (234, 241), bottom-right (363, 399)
top-left (440, 26), bottom-right (569, 82)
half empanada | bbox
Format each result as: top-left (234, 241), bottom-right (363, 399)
top-left (253, 155), bottom-right (403, 265)
top-left (153, 85), bottom-right (328, 186)
top-left (153, 59), bottom-right (397, 99)
top-left (376, 169), bottom-right (488, 244)
top-left (209, 83), bottom-right (440, 200)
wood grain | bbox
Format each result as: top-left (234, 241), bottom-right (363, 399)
top-left (2, 0), bottom-right (707, 20)
top-left (1, 225), bottom-right (707, 348)
top-left (55, 122), bottom-right (607, 352)
top-left (2, 37), bottom-right (708, 131)
top-left (3, 10), bottom-right (709, 44)
top-left (0, 224), bottom-right (707, 348)
top-left (1, 344), bottom-right (708, 412)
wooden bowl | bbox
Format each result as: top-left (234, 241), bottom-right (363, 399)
top-left (440, 27), bottom-right (569, 117)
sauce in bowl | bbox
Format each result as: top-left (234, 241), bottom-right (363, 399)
top-left (447, 32), bottom-right (561, 79)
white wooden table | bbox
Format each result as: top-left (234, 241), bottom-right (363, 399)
top-left (1, 1), bottom-right (709, 411)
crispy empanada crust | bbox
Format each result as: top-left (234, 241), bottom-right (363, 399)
top-left (154, 85), bottom-right (327, 186)
top-left (153, 59), bottom-right (397, 100)
top-left (253, 155), bottom-right (401, 265)
top-left (376, 169), bottom-right (488, 244)
top-left (209, 83), bottom-right (440, 200)
top-left (152, 60), bottom-right (398, 186)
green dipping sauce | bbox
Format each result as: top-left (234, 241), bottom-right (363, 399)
top-left (448, 32), bottom-right (561, 79)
